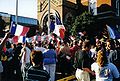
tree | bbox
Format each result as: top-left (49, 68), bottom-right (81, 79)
top-left (70, 11), bottom-right (96, 37)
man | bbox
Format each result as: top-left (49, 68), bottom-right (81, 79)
top-left (74, 40), bottom-right (94, 81)
top-left (58, 41), bottom-right (71, 76)
top-left (25, 50), bottom-right (50, 81)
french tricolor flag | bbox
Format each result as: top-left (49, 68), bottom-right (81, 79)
top-left (12, 36), bottom-right (26, 44)
top-left (53, 25), bottom-right (65, 39)
top-left (10, 22), bottom-right (30, 36)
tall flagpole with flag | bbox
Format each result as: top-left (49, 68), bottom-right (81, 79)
top-left (16, 0), bottom-right (18, 25)
top-left (9, 0), bottom-right (18, 33)
top-left (48, 0), bottom-right (50, 35)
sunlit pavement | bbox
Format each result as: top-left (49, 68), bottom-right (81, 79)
top-left (1, 72), bottom-right (76, 81)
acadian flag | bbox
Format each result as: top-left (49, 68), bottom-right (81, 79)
top-left (106, 25), bottom-right (120, 39)
top-left (10, 22), bottom-right (30, 36)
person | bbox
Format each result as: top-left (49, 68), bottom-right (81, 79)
top-left (33, 41), bottom-right (46, 53)
top-left (70, 40), bottom-right (79, 58)
top-left (20, 42), bottom-right (31, 81)
top-left (91, 50), bottom-right (119, 81)
top-left (25, 50), bottom-right (50, 81)
top-left (58, 40), bottom-right (72, 76)
top-left (13, 43), bottom-right (23, 80)
top-left (4, 41), bottom-right (14, 80)
top-left (70, 40), bottom-right (79, 65)
top-left (0, 32), bottom-right (10, 50)
top-left (90, 44), bottom-right (97, 61)
top-left (74, 40), bottom-right (94, 81)
top-left (0, 32), bottom-right (10, 81)
top-left (43, 42), bottom-right (57, 81)
top-left (107, 39), bottom-right (120, 72)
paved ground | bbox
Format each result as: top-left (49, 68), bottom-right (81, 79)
top-left (1, 72), bottom-right (71, 81)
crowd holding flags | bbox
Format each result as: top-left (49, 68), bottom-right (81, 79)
top-left (6, 19), bottom-right (120, 45)
top-left (2, 9), bottom-right (66, 44)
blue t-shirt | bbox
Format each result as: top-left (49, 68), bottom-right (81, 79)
top-left (91, 63), bottom-right (119, 81)
top-left (43, 49), bottom-right (57, 65)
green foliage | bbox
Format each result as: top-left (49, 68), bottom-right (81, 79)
top-left (70, 11), bottom-right (95, 36)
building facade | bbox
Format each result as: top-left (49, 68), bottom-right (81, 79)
top-left (37, 0), bottom-right (120, 34)
top-left (37, 0), bottom-right (78, 34)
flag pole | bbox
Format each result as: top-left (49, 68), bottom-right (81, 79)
top-left (48, 0), bottom-right (50, 35)
top-left (16, 0), bottom-right (18, 25)
top-left (9, 0), bottom-right (18, 33)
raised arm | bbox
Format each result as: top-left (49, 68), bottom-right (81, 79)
top-left (0, 32), bottom-right (10, 51)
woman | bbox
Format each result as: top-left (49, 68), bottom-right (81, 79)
top-left (74, 40), bottom-right (94, 81)
top-left (91, 50), bottom-right (119, 81)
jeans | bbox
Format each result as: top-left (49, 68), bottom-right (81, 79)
top-left (44, 64), bottom-right (56, 81)
top-left (21, 63), bottom-right (30, 81)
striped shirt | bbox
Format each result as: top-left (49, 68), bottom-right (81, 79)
top-left (25, 66), bottom-right (50, 81)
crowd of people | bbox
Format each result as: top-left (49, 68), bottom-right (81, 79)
top-left (0, 32), bottom-right (120, 81)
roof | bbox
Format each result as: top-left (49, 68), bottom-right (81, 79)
top-left (11, 15), bottom-right (38, 27)
top-left (0, 12), bottom-right (39, 27)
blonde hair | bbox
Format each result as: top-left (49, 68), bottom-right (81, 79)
top-left (96, 50), bottom-right (108, 67)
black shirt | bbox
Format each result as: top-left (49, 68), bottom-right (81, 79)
top-left (74, 50), bottom-right (92, 69)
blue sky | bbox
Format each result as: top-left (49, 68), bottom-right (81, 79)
top-left (0, 0), bottom-right (37, 19)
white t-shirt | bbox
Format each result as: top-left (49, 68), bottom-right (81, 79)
top-left (91, 62), bottom-right (119, 81)
top-left (34, 46), bottom-right (46, 53)
top-left (21, 47), bottom-right (31, 64)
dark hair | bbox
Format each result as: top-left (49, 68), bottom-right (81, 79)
top-left (38, 41), bottom-right (42, 47)
top-left (48, 43), bottom-right (55, 49)
top-left (74, 40), bottom-right (78, 45)
top-left (6, 41), bottom-right (11, 48)
top-left (30, 51), bottom-right (43, 65)
top-left (82, 40), bottom-right (91, 48)
top-left (107, 39), bottom-right (116, 50)
top-left (96, 50), bottom-right (108, 67)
